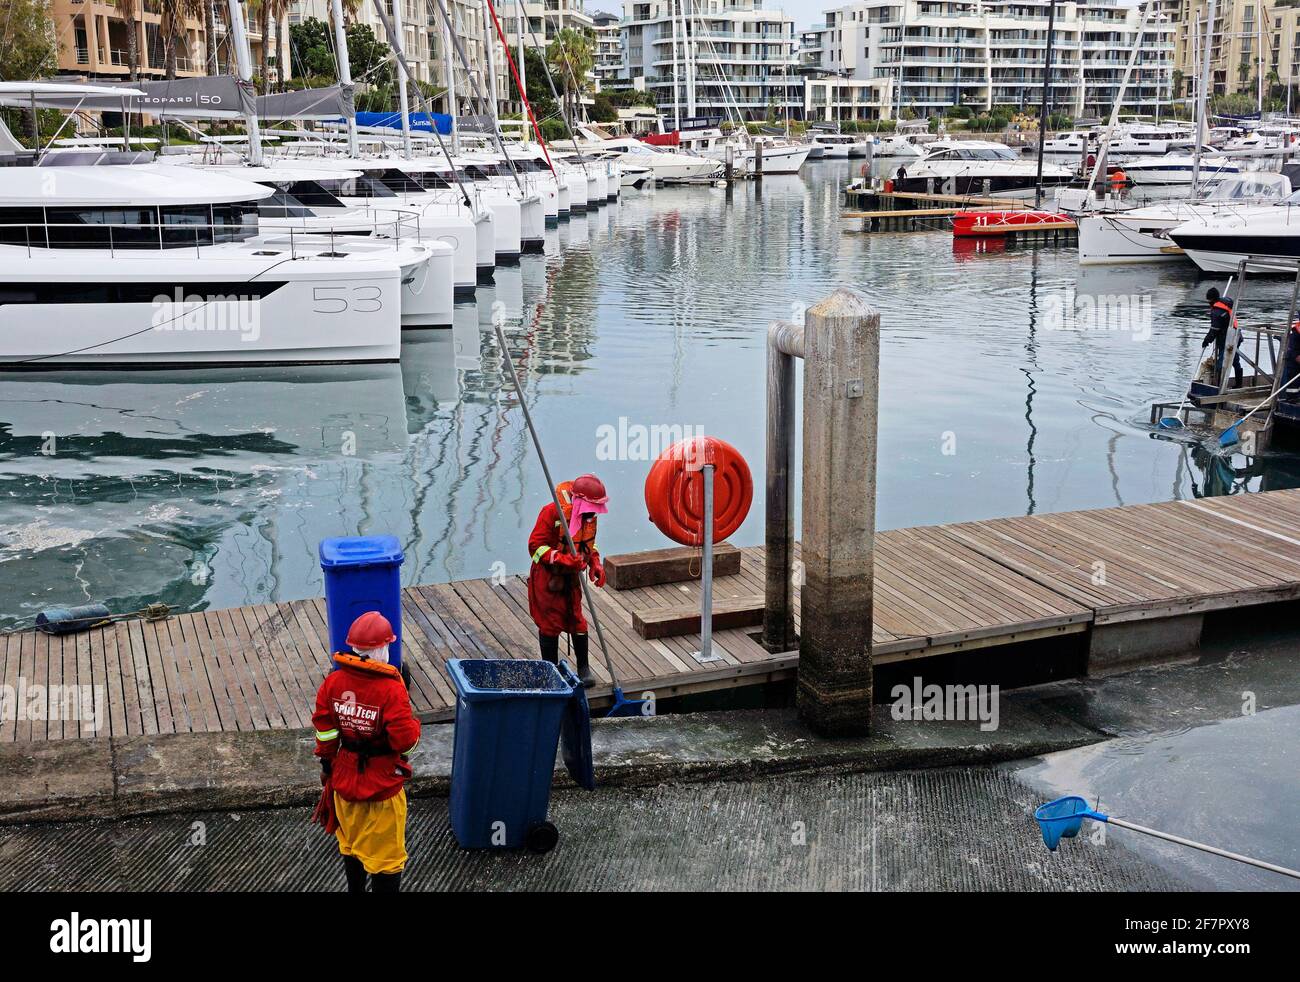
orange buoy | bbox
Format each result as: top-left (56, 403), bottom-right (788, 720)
top-left (644, 436), bottom-right (753, 547)
top-left (884, 178), bottom-right (894, 193)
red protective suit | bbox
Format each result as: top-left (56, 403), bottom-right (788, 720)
top-left (312, 654), bottom-right (421, 803)
top-left (527, 501), bottom-right (600, 636)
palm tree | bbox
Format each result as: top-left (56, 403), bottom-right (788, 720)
top-left (112, 0), bottom-right (142, 80)
top-left (547, 28), bottom-right (594, 126)
top-left (160, 0), bottom-right (204, 79)
top-left (203, 0), bottom-right (220, 75)
top-left (250, 0), bottom-right (287, 92)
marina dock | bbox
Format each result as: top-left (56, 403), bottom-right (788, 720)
top-left (8, 487), bottom-right (1300, 744)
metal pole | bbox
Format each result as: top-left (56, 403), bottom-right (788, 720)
top-left (225, 0), bottom-right (264, 165)
top-left (481, 0), bottom-right (500, 134)
top-left (493, 323), bottom-right (621, 689)
top-left (1108, 817), bottom-right (1300, 880)
top-left (392, 0), bottom-right (413, 159)
top-left (516, 0), bottom-right (526, 113)
top-left (442, 3), bottom-right (460, 154)
top-left (1034, 0), bottom-right (1057, 209)
top-left (1192, 0), bottom-right (1218, 194)
top-left (699, 462), bottom-right (714, 661)
top-left (764, 320), bottom-right (801, 652)
top-left (329, 0), bottom-right (360, 157)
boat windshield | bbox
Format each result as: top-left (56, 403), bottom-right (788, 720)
top-left (1208, 174), bottom-right (1289, 201)
top-left (278, 180), bottom-right (347, 209)
top-left (930, 147), bottom-right (1018, 161)
top-left (315, 174), bottom-right (398, 198)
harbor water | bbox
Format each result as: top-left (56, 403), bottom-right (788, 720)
top-left (4, 159), bottom-right (1300, 629)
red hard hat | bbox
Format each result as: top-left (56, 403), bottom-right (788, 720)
top-left (571, 473), bottom-right (607, 504)
top-left (346, 611), bottom-right (396, 649)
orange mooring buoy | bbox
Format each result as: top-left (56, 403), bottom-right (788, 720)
top-left (644, 436), bottom-right (753, 546)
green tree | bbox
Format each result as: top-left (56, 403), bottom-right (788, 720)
top-left (547, 28), bottom-right (594, 124)
top-left (289, 17), bottom-right (337, 80)
top-left (348, 22), bottom-right (393, 89)
top-left (590, 91), bottom-right (617, 123)
top-left (0, 0), bottom-right (57, 80)
top-left (111, 0), bottom-right (143, 80)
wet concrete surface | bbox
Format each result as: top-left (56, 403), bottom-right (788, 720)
top-left (0, 764), bottom-right (1180, 892)
top-left (1012, 705), bottom-right (1300, 892)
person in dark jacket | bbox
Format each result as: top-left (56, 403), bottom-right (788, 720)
top-left (1203, 287), bottom-right (1243, 388)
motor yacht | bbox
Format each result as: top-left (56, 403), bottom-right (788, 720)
top-left (1078, 172), bottom-right (1294, 265)
top-left (889, 140), bottom-right (1073, 199)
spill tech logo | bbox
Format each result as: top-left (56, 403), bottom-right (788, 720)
top-left (49, 912), bottom-right (152, 963)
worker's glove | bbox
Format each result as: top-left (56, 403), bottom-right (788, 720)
top-left (319, 758), bottom-right (332, 786)
top-left (587, 557), bottom-right (606, 588)
top-left (549, 551), bottom-right (585, 570)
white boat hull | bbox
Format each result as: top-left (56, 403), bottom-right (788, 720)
top-left (0, 248), bottom-right (403, 367)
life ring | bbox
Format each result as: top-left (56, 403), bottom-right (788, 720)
top-left (884, 179), bottom-right (894, 193)
top-left (644, 436), bottom-right (753, 547)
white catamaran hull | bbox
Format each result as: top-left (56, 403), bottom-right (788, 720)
top-left (0, 249), bottom-right (403, 367)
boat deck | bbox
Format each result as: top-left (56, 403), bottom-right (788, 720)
top-left (8, 489), bottom-right (1300, 743)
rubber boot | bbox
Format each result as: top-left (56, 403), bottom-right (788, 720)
top-left (573, 633), bottom-right (595, 688)
top-left (343, 855), bottom-right (367, 894)
top-left (372, 871), bottom-right (402, 893)
top-left (538, 632), bottom-right (559, 664)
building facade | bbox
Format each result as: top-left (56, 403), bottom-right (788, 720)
top-left (592, 9), bottom-right (624, 84)
top-left (57, 0), bottom-right (288, 84)
top-left (1174, 0), bottom-right (1300, 104)
top-left (802, 1), bottom-right (1174, 119)
top-left (621, 0), bottom-right (802, 122)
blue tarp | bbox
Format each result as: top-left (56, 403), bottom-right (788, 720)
top-left (354, 110), bottom-right (453, 134)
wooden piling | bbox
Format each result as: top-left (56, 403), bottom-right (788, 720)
top-left (795, 289), bottom-right (880, 735)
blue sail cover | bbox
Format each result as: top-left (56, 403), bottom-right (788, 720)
top-left (354, 111), bottom-right (452, 134)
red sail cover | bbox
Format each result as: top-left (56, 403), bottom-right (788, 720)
top-left (642, 131), bottom-right (680, 147)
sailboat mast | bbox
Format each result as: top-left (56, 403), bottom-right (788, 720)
top-left (329, 0), bottom-right (360, 157)
top-left (224, 0), bottom-right (263, 166)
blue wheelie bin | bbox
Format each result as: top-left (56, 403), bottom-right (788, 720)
top-left (319, 535), bottom-right (405, 670)
top-left (446, 658), bottom-right (595, 853)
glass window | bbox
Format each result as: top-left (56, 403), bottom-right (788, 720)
top-left (0, 207), bottom-right (47, 248)
top-left (45, 206), bottom-right (159, 249)
top-left (210, 201), bottom-right (259, 243)
top-left (160, 204), bottom-right (213, 247)
top-left (282, 181), bottom-right (347, 209)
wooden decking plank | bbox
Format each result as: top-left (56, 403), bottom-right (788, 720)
top-left (130, 618), bottom-right (174, 734)
top-left (198, 609), bottom-right (255, 732)
top-left (236, 605), bottom-right (302, 729)
top-left (213, 605), bottom-right (275, 730)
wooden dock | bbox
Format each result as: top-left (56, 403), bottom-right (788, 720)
top-left (9, 489), bottom-right (1300, 743)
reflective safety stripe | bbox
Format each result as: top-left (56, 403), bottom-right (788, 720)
top-left (404, 738), bottom-right (420, 754)
top-left (316, 728), bottom-right (339, 742)
top-left (532, 545), bottom-right (551, 564)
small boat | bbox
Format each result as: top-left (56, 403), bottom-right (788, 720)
top-left (952, 210), bottom-right (1072, 237)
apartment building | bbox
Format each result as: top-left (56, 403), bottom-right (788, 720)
top-left (56, 0), bottom-right (287, 83)
top-left (1174, 0), bottom-right (1300, 102)
top-left (593, 9), bottom-right (625, 83)
top-left (291, 0), bottom-right (434, 83)
top-left (802, 1), bottom-right (1174, 119)
top-left (621, 0), bottom-right (802, 121)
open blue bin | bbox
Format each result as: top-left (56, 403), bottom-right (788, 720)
top-left (319, 535), bottom-right (405, 669)
top-left (446, 658), bottom-right (594, 852)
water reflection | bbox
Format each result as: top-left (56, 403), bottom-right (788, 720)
top-left (6, 164), bottom-right (1300, 624)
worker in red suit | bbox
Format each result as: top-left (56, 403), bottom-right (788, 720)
top-left (311, 611), bottom-right (421, 893)
top-left (527, 473), bottom-right (608, 687)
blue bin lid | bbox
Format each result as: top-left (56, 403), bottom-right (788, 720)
top-left (319, 535), bottom-right (405, 569)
